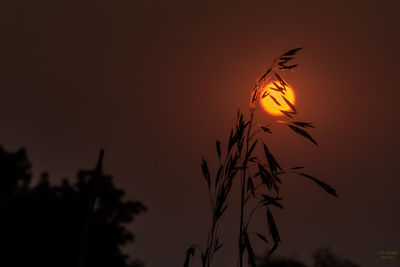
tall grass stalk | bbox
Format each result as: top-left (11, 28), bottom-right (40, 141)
top-left (184, 48), bottom-right (337, 267)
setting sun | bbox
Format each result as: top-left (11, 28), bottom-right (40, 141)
top-left (260, 81), bottom-right (295, 116)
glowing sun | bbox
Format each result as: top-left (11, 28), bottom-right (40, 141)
top-left (260, 82), bottom-right (295, 116)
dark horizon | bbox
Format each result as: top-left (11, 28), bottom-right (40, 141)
top-left (1, 1), bottom-right (399, 267)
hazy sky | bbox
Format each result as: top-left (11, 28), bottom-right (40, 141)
top-left (1, 1), bottom-right (399, 267)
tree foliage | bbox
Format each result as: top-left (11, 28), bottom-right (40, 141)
top-left (0, 146), bottom-right (146, 267)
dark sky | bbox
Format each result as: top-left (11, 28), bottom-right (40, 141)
top-left (1, 1), bottom-right (399, 267)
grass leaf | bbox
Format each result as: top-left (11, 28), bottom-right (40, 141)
top-left (268, 242), bottom-right (279, 256)
top-left (262, 90), bottom-right (270, 99)
top-left (292, 121), bottom-right (314, 128)
top-left (263, 143), bottom-right (282, 175)
top-left (201, 157), bottom-right (211, 188)
top-left (247, 176), bottom-right (256, 197)
top-left (184, 246), bottom-right (196, 267)
top-left (214, 243), bottom-right (223, 253)
top-left (280, 110), bottom-right (295, 118)
top-left (261, 194), bottom-right (284, 209)
top-left (274, 72), bottom-right (288, 87)
top-left (296, 172), bottom-right (338, 197)
top-left (269, 95), bottom-right (282, 106)
top-left (288, 124), bottom-right (318, 145)
top-left (258, 67), bottom-right (272, 83)
top-left (215, 165), bottom-right (223, 187)
top-left (257, 164), bottom-right (272, 190)
top-left (267, 208), bottom-right (281, 246)
top-left (245, 139), bottom-right (258, 164)
top-left (279, 64), bottom-right (298, 70)
top-left (282, 47), bottom-right (303, 56)
top-left (290, 166), bottom-right (305, 170)
top-left (228, 129), bottom-right (235, 153)
top-left (256, 233), bottom-right (269, 244)
top-left (261, 126), bottom-right (273, 134)
top-left (249, 156), bottom-right (257, 162)
top-left (216, 140), bottom-right (221, 158)
top-left (272, 82), bottom-right (286, 93)
top-left (282, 95), bottom-right (296, 113)
top-left (243, 232), bottom-right (257, 267)
top-left (216, 204), bottom-right (229, 221)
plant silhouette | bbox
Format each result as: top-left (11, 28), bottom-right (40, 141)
top-left (0, 146), bottom-right (146, 267)
top-left (258, 247), bottom-right (360, 267)
top-left (184, 48), bottom-right (338, 267)
top-left (312, 248), bottom-right (360, 267)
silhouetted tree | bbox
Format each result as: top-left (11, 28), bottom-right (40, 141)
top-left (312, 248), bottom-right (360, 267)
top-left (0, 146), bottom-right (146, 267)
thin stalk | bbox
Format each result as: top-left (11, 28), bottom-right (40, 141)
top-left (239, 171), bottom-right (245, 267)
top-left (206, 218), bottom-right (217, 267)
top-left (205, 146), bottom-right (233, 267)
top-left (244, 201), bottom-right (263, 230)
top-left (78, 149), bottom-right (104, 267)
top-left (238, 109), bottom-right (255, 267)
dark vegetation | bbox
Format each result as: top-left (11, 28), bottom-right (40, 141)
top-left (311, 248), bottom-right (360, 267)
top-left (258, 247), bottom-right (360, 267)
top-left (184, 48), bottom-right (338, 267)
top-left (0, 146), bottom-right (146, 267)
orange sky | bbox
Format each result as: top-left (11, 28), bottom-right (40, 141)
top-left (0, 1), bottom-right (399, 266)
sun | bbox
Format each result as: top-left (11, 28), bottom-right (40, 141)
top-left (260, 81), bottom-right (295, 116)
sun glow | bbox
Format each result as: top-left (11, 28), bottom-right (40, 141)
top-left (260, 82), bottom-right (295, 116)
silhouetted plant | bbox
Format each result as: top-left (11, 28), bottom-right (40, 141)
top-left (184, 48), bottom-right (338, 267)
top-left (258, 247), bottom-right (360, 267)
top-left (0, 146), bottom-right (146, 267)
top-left (312, 247), bottom-right (360, 267)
